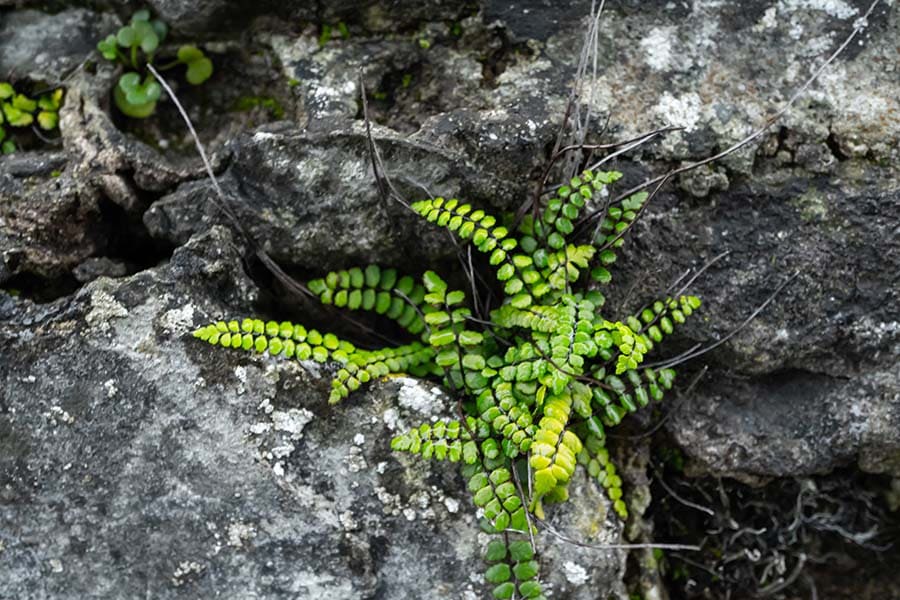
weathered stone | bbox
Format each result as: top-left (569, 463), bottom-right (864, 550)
top-left (1, 0), bottom-right (899, 597)
top-left (60, 67), bottom-right (225, 194)
top-left (0, 9), bottom-right (119, 85)
top-left (0, 226), bottom-right (626, 599)
top-left (0, 153), bottom-right (103, 286)
top-left (143, 120), bottom-right (534, 272)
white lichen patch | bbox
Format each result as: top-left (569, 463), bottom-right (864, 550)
top-left (374, 486), bottom-right (404, 516)
top-left (85, 289), bottom-right (128, 332)
top-left (756, 6), bottom-right (779, 30)
top-left (344, 446), bottom-right (368, 473)
top-left (159, 303), bottom-right (195, 333)
top-left (249, 422), bottom-right (271, 435)
top-left (655, 91), bottom-right (703, 133)
top-left (640, 26), bottom-right (676, 71)
top-left (103, 379), bottom-right (118, 398)
top-left (270, 444), bottom-right (296, 459)
top-left (780, 0), bottom-right (858, 19)
top-left (226, 522), bottom-right (256, 548)
top-left (233, 366), bottom-right (248, 395)
top-left (563, 561), bottom-right (589, 585)
top-left (171, 561), bottom-right (205, 586)
top-left (382, 407), bottom-right (401, 432)
top-left (443, 497), bottom-right (460, 514)
top-left (339, 510), bottom-right (358, 531)
top-left (43, 405), bottom-right (74, 426)
top-left (396, 378), bottom-right (444, 418)
top-left (271, 408), bottom-right (314, 440)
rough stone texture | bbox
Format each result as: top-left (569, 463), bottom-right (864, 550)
top-left (1, 0), bottom-right (899, 598)
top-left (146, 0), bottom-right (473, 35)
top-left (0, 9), bottom-right (120, 85)
top-left (0, 227), bottom-right (626, 599)
top-left (144, 119), bottom-right (549, 271)
top-left (0, 153), bottom-right (103, 286)
top-left (145, 0), bottom-right (900, 481)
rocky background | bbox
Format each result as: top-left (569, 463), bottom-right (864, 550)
top-left (1, 1), bottom-right (898, 599)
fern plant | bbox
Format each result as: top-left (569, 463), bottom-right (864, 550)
top-left (193, 168), bottom-right (701, 598)
top-left (0, 82), bottom-right (63, 154)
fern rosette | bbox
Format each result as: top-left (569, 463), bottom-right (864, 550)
top-left (193, 167), bottom-right (701, 597)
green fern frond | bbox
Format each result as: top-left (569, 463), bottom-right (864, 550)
top-left (411, 198), bottom-right (537, 309)
top-left (528, 389), bottom-right (583, 519)
top-left (475, 381), bottom-right (537, 457)
top-left (589, 366), bottom-right (676, 426)
top-left (593, 319), bottom-right (650, 374)
top-left (308, 265), bottom-right (430, 339)
top-left (411, 198), bottom-right (513, 255)
top-left (464, 455), bottom-right (530, 534)
top-left (578, 431), bottom-right (628, 519)
top-left (193, 157), bottom-right (708, 598)
top-left (483, 538), bottom-right (543, 599)
top-left (329, 342), bottom-right (436, 404)
top-left (193, 318), bottom-right (356, 363)
top-left (627, 294), bottom-right (701, 350)
top-left (389, 418), bottom-right (479, 462)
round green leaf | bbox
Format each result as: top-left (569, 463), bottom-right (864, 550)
top-left (97, 34), bottom-right (118, 60)
top-left (119, 72), bottom-right (141, 93)
top-left (492, 582), bottom-right (515, 599)
top-left (11, 94), bottom-right (37, 113)
top-left (117, 25), bottom-right (136, 47)
top-left (185, 57), bottom-right (213, 85)
top-left (484, 564), bottom-right (511, 584)
top-left (37, 111), bottom-right (58, 130)
top-left (0, 82), bottom-right (14, 99)
top-left (177, 44), bottom-right (205, 63)
top-left (484, 540), bottom-right (507, 562)
top-left (126, 87), bottom-right (149, 105)
top-left (507, 541), bottom-right (534, 562)
top-left (113, 85), bottom-right (157, 118)
top-left (518, 580), bottom-right (542, 598)
top-left (135, 22), bottom-right (159, 53)
top-left (151, 19), bottom-right (168, 42)
top-left (144, 81), bottom-right (161, 102)
top-left (37, 89), bottom-right (63, 111)
top-left (2, 104), bottom-right (32, 127)
top-left (513, 560), bottom-right (539, 581)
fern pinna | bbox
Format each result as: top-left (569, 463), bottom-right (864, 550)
top-left (193, 168), bottom-right (700, 598)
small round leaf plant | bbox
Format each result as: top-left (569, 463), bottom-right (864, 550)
top-left (193, 167), bottom-right (703, 598)
top-left (0, 82), bottom-right (63, 154)
top-left (97, 9), bottom-right (213, 118)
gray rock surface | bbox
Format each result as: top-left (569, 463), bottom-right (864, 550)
top-left (143, 119), bottom-right (548, 271)
top-left (0, 153), bottom-right (103, 286)
top-left (1, 0), bottom-right (899, 598)
top-left (148, 0), bottom-right (900, 481)
top-left (0, 9), bottom-right (119, 85)
top-left (0, 226), bottom-right (627, 599)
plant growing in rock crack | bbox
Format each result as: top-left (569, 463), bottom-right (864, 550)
top-left (177, 1), bottom-right (880, 595)
top-left (0, 82), bottom-right (64, 154)
top-left (96, 9), bottom-right (213, 118)
top-left (193, 167), bottom-right (702, 598)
